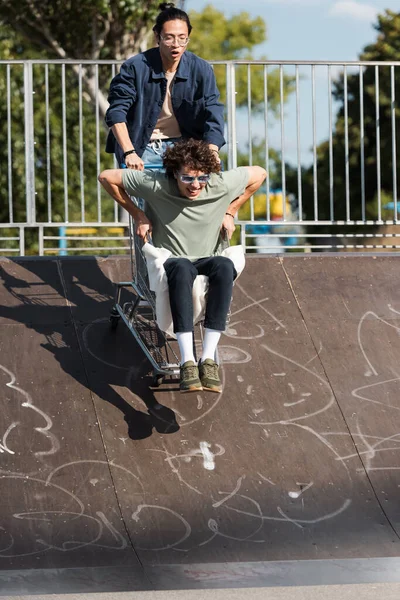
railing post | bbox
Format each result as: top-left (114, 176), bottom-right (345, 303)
top-left (19, 226), bottom-right (25, 257)
top-left (24, 61), bottom-right (36, 224)
top-left (38, 225), bottom-right (44, 256)
top-left (226, 62), bottom-right (237, 170)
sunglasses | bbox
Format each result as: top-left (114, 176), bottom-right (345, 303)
top-left (177, 173), bottom-right (211, 184)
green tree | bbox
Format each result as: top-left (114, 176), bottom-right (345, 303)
top-left (301, 10), bottom-right (400, 225)
top-left (0, 0), bottom-right (162, 116)
top-left (0, 29), bottom-right (119, 259)
top-left (189, 5), bottom-right (295, 114)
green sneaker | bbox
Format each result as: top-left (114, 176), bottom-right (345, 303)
top-left (199, 359), bottom-right (222, 393)
top-left (180, 361), bottom-right (203, 393)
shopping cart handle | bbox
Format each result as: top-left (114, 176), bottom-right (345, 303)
top-left (120, 163), bottom-right (163, 169)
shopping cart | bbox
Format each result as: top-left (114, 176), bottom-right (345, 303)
top-left (109, 164), bottom-right (180, 386)
top-left (109, 164), bottom-right (230, 387)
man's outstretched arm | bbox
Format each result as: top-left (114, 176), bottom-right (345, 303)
top-left (222, 166), bottom-right (267, 238)
top-left (98, 169), bottom-right (152, 239)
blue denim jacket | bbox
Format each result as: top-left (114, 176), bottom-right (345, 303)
top-left (105, 48), bottom-right (225, 156)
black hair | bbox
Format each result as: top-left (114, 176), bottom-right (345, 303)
top-left (153, 2), bottom-right (192, 36)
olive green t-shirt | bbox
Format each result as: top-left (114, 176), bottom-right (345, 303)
top-left (122, 168), bottom-right (249, 260)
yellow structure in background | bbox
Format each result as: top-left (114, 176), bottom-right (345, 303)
top-left (237, 191), bottom-right (291, 221)
top-left (64, 227), bottom-right (125, 235)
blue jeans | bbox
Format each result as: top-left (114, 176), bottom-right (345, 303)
top-left (116, 138), bottom-right (181, 168)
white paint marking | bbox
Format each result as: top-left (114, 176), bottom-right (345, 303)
top-left (288, 491), bottom-right (300, 499)
top-left (213, 475), bottom-right (245, 508)
top-left (257, 472), bottom-right (276, 486)
top-left (200, 442), bottom-right (215, 471)
top-left (131, 505), bottom-right (192, 551)
top-left (289, 482), bottom-right (314, 499)
top-left (284, 399), bottom-right (306, 407)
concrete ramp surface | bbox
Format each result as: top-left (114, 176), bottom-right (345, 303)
top-left (1, 254), bottom-right (400, 595)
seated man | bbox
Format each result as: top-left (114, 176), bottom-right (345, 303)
top-left (98, 139), bottom-right (266, 393)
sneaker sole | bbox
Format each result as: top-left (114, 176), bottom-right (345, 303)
top-left (180, 385), bottom-right (203, 393)
top-left (202, 385), bottom-right (222, 393)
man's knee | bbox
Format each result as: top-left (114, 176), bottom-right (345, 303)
top-left (209, 256), bottom-right (236, 281)
top-left (165, 258), bottom-right (197, 283)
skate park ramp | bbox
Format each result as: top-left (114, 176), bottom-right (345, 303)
top-left (1, 253), bottom-right (400, 596)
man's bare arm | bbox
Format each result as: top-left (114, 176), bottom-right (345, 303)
top-left (98, 169), bottom-right (152, 239)
top-left (222, 166), bottom-right (267, 238)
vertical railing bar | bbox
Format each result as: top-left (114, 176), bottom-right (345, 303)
top-left (110, 64), bottom-right (120, 222)
top-left (280, 65), bottom-right (286, 220)
top-left (62, 63), bottom-right (69, 222)
top-left (38, 225), bottom-right (44, 256)
top-left (95, 64), bottom-right (101, 222)
top-left (296, 64), bottom-right (302, 221)
top-left (375, 65), bottom-right (381, 221)
top-left (312, 64), bottom-right (318, 221)
top-left (240, 223), bottom-right (246, 248)
top-left (247, 64), bottom-right (254, 221)
top-left (7, 64), bottom-right (13, 223)
top-left (45, 63), bottom-right (52, 223)
top-left (264, 65), bottom-right (270, 221)
top-left (24, 61), bottom-right (36, 224)
top-left (226, 63), bottom-right (237, 170)
top-left (112, 63), bottom-right (119, 221)
top-left (359, 66), bottom-right (366, 222)
top-left (79, 64), bottom-right (85, 222)
top-left (19, 226), bottom-right (25, 256)
top-left (328, 65), bottom-right (334, 221)
top-left (391, 65), bottom-right (397, 222)
top-left (344, 65), bottom-right (350, 221)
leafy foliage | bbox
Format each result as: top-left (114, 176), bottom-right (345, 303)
top-left (0, 0), bottom-right (161, 59)
top-left (300, 10), bottom-right (400, 224)
top-left (189, 5), bottom-right (295, 114)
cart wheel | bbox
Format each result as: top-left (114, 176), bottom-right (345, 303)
top-left (110, 315), bottom-right (120, 330)
top-left (151, 374), bottom-right (164, 387)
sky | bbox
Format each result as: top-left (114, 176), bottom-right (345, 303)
top-left (184, 0), bottom-right (400, 165)
top-left (185, 0), bottom-right (399, 61)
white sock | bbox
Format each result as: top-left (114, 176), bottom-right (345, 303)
top-left (176, 331), bottom-right (195, 365)
top-left (201, 328), bottom-right (221, 362)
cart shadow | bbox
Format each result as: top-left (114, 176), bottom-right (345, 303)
top-left (0, 257), bottom-right (180, 441)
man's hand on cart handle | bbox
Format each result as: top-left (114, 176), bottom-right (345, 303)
top-left (124, 151), bottom-right (144, 170)
top-left (221, 212), bottom-right (236, 239)
top-left (135, 216), bottom-right (152, 241)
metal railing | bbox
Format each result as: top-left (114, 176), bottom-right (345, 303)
top-left (0, 59), bottom-right (399, 255)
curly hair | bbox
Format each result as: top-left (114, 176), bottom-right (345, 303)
top-left (163, 139), bottom-right (221, 178)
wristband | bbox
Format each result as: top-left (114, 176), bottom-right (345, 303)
top-left (123, 149), bottom-right (136, 158)
top-left (225, 212), bottom-right (235, 218)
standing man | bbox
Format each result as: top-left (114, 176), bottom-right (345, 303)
top-left (105, 2), bottom-right (225, 170)
top-left (99, 139), bottom-right (267, 394)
